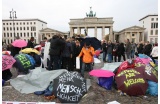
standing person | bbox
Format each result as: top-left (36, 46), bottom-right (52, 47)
top-left (106, 40), bottom-right (113, 63)
top-left (48, 35), bottom-right (65, 70)
top-left (117, 43), bottom-right (126, 62)
top-left (61, 38), bottom-right (73, 71)
top-left (101, 40), bottom-right (107, 62)
top-left (150, 43), bottom-right (158, 63)
top-left (125, 39), bottom-right (132, 59)
top-left (70, 36), bottom-right (76, 70)
top-left (78, 42), bottom-right (95, 77)
top-left (113, 42), bottom-right (119, 62)
top-left (137, 41), bottom-right (144, 54)
top-left (27, 37), bottom-right (35, 48)
top-left (143, 41), bottom-right (152, 56)
top-left (131, 41), bottom-right (136, 59)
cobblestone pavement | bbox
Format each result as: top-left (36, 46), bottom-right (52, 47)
top-left (2, 58), bottom-right (158, 104)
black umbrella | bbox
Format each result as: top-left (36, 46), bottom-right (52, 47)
top-left (76, 37), bottom-right (101, 50)
top-left (53, 71), bottom-right (87, 103)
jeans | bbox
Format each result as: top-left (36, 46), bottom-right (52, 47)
top-left (103, 51), bottom-right (107, 61)
top-left (108, 53), bottom-right (112, 63)
top-left (131, 50), bottom-right (135, 58)
top-left (126, 51), bottom-right (131, 59)
top-left (81, 62), bottom-right (92, 76)
top-left (48, 55), bottom-right (60, 70)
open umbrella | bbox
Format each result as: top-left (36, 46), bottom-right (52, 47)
top-left (136, 65), bottom-right (158, 83)
top-left (20, 48), bottom-right (40, 55)
top-left (12, 39), bottom-right (27, 48)
top-left (115, 68), bottom-right (148, 96)
top-left (2, 55), bottom-right (16, 71)
top-left (53, 71), bottom-right (87, 103)
top-left (14, 54), bottom-right (36, 73)
top-left (89, 69), bottom-right (115, 77)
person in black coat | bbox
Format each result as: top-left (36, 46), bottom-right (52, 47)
top-left (101, 40), bottom-right (107, 62)
top-left (137, 42), bottom-right (144, 54)
top-left (117, 43), bottom-right (126, 62)
top-left (27, 37), bottom-right (35, 48)
top-left (143, 41), bottom-right (152, 56)
top-left (48, 35), bottom-right (65, 70)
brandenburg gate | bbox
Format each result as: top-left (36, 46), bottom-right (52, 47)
top-left (69, 7), bottom-right (114, 41)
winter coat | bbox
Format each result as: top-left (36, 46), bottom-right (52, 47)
top-left (107, 44), bottom-right (113, 54)
top-left (49, 37), bottom-right (65, 56)
top-left (143, 44), bottom-right (152, 56)
top-left (62, 42), bottom-right (73, 57)
top-left (126, 42), bottom-right (132, 53)
top-left (27, 40), bottom-right (35, 48)
top-left (78, 46), bottom-right (95, 63)
top-left (117, 43), bottom-right (125, 55)
top-left (137, 44), bottom-right (144, 54)
top-left (150, 46), bottom-right (158, 57)
top-left (102, 43), bottom-right (107, 52)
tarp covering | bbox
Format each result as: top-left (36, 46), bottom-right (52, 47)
top-left (10, 67), bottom-right (68, 94)
top-left (101, 62), bottom-right (122, 72)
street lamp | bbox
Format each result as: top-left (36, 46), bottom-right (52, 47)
top-left (10, 9), bottom-right (18, 39)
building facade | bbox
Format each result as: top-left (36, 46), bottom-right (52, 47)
top-left (39, 28), bottom-right (69, 40)
top-left (139, 14), bottom-right (158, 43)
top-left (2, 19), bottom-right (47, 44)
top-left (114, 26), bottom-right (145, 43)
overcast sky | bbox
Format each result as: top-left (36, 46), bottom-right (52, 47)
top-left (2, 0), bottom-right (158, 34)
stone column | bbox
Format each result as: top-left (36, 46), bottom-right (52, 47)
top-left (70, 27), bottom-right (73, 37)
top-left (102, 26), bottom-right (105, 40)
top-left (136, 32), bottom-right (139, 43)
top-left (142, 32), bottom-right (144, 41)
top-left (109, 26), bottom-right (113, 41)
top-left (77, 27), bottom-right (81, 35)
top-left (84, 27), bottom-right (88, 36)
top-left (94, 27), bottom-right (97, 38)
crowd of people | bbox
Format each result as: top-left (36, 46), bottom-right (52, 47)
top-left (101, 39), bottom-right (158, 63)
top-left (2, 35), bottom-right (158, 78)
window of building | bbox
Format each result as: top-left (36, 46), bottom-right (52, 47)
top-left (34, 32), bottom-right (36, 37)
top-left (7, 33), bottom-right (9, 37)
top-left (151, 23), bottom-right (153, 28)
top-left (20, 33), bottom-right (22, 37)
top-left (150, 30), bottom-right (153, 35)
top-left (17, 23), bottom-right (18, 25)
top-left (10, 33), bottom-right (12, 37)
top-left (31, 32), bottom-right (33, 37)
top-left (13, 23), bottom-right (15, 25)
top-left (132, 34), bottom-right (135, 36)
top-left (20, 22), bottom-right (22, 25)
top-left (27, 32), bottom-right (29, 37)
top-left (156, 23), bottom-right (158, 28)
top-left (27, 22), bottom-right (29, 25)
top-left (14, 33), bottom-right (16, 37)
top-left (151, 18), bottom-right (154, 21)
top-left (3, 23), bottom-right (5, 25)
top-left (8, 40), bottom-right (10, 44)
top-left (7, 27), bottom-right (9, 31)
top-left (156, 18), bottom-right (158, 21)
top-left (30, 22), bottom-right (32, 25)
top-left (6, 23), bottom-right (8, 25)
top-left (11, 39), bottom-right (13, 43)
top-left (14, 27), bottom-right (15, 31)
top-left (27, 27), bottom-right (29, 30)
top-left (23, 22), bottom-right (25, 25)
top-left (24, 33), bottom-right (26, 37)
top-left (17, 33), bottom-right (19, 36)
top-left (4, 33), bottom-right (6, 37)
top-left (34, 22), bottom-right (36, 24)
top-left (154, 23), bottom-right (156, 28)
top-left (155, 38), bottom-right (158, 43)
top-left (17, 27), bottom-right (19, 30)
top-left (31, 26), bottom-right (36, 31)
top-left (24, 27), bottom-right (25, 30)
top-left (10, 27), bottom-right (12, 31)
top-left (3, 27), bottom-right (5, 31)
top-left (4, 39), bottom-right (6, 43)
top-left (10, 23), bottom-right (12, 25)
top-left (143, 21), bottom-right (144, 24)
top-left (155, 30), bottom-right (158, 35)
top-left (20, 27), bottom-right (22, 30)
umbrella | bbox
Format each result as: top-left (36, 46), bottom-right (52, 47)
top-left (115, 68), bottom-right (148, 96)
top-left (12, 39), bottom-right (27, 48)
top-left (53, 71), bottom-right (87, 103)
top-left (89, 69), bottom-right (115, 77)
top-left (14, 54), bottom-right (36, 73)
top-left (2, 55), bottom-right (16, 71)
top-left (20, 48), bottom-right (40, 55)
top-left (76, 37), bottom-right (101, 50)
top-left (135, 57), bottom-right (151, 65)
top-left (136, 65), bottom-right (158, 83)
